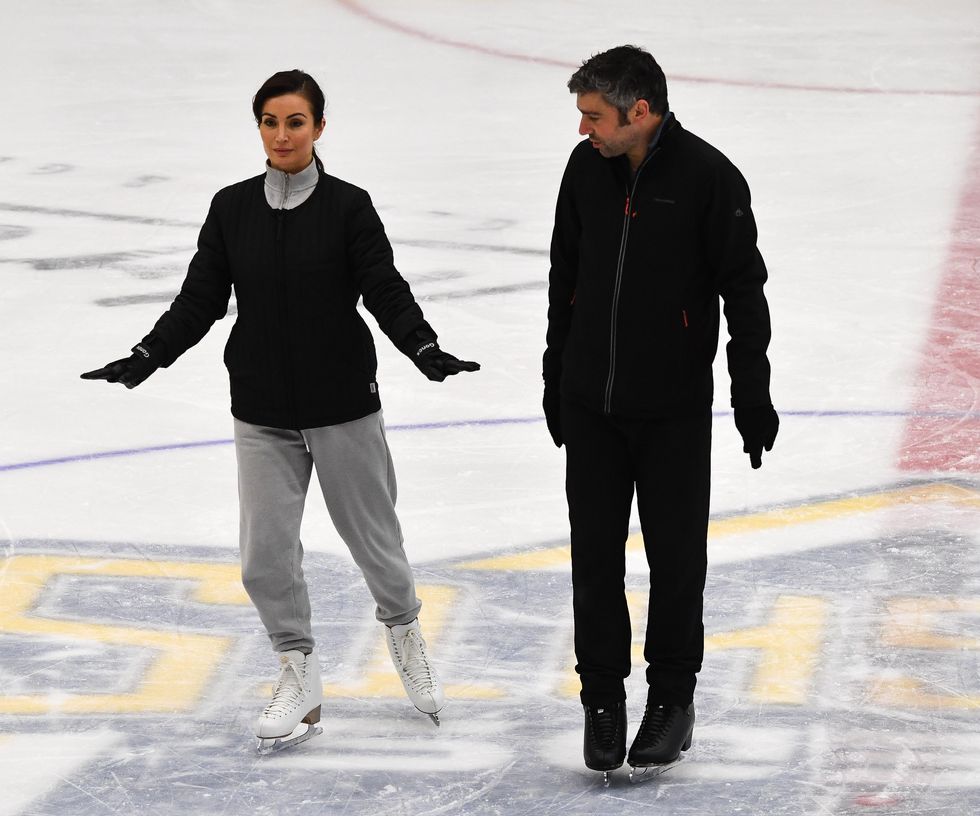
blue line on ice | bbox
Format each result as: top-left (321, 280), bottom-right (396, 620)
top-left (1, 410), bottom-right (976, 473)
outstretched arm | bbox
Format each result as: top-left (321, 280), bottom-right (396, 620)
top-left (80, 195), bottom-right (233, 388)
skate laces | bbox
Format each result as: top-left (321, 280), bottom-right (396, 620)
top-left (262, 659), bottom-right (307, 718)
top-left (588, 705), bottom-right (620, 747)
top-left (637, 704), bottom-right (674, 743)
top-left (397, 630), bottom-right (436, 692)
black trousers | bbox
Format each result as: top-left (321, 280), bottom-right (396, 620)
top-left (562, 398), bottom-right (711, 707)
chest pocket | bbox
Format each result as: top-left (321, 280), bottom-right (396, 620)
top-left (632, 192), bottom-right (697, 249)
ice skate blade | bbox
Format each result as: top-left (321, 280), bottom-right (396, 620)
top-left (256, 723), bottom-right (322, 756)
top-left (628, 758), bottom-right (682, 784)
top-left (586, 761), bottom-right (623, 786)
top-left (427, 711), bottom-right (441, 727)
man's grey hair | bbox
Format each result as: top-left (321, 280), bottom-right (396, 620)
top-left (568, 45), bottom-right (669, 122)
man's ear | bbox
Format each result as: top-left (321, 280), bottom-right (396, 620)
top-left (630, 99), bottom-right (650, 123)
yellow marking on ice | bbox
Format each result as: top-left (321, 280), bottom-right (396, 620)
top-left (441, 683), bottom-right (505, 700)
top-left (870, 676), bottom-right (980, 710)
top-left (323, 584), bottom-right (503, 700)
top-left (870, 595), bottom-right (980, 709)
top-left (705, 595), bottom-right (827, 705)
top-left (882, 597), bottom-right (980, 650)
top-left (454, 482), bottom-right (979, 572)
top-left (627, 589), bottom-right (648, 667)
top-left (458, 547), bottom-right (571, 572)
top-left (559, 593), bottom-right (827, 703)
top-left (696, 482), bottom-right (978, 540)
top-left (0, 555), bottom-right (244, 714)
top-left (558, 669), bottom-right (579, 699)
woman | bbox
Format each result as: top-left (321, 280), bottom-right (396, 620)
top-left (82, 69), bottom-right (480, 752)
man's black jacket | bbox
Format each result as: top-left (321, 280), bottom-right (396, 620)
top-left (544, 117), bottom-right (772, 417)
top-left (142, 171), bottom-right (434, 430)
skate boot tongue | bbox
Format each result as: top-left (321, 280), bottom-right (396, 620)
top-left (592, 707), bottom-right (621, 747)
top-left (385, 620), bottom-right (444, 721)
top-left (276, 652), bottom-right (307, 686)
top-left (401, 632), bottom-right (433, 685)
top-left (255, 650), bottom-right (323, 751)
top-left (264, 652), bottom-right (308, 715)
top-left (279, 650), bottom-right (306, 667)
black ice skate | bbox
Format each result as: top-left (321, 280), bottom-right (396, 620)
top-left (583, 702), bottom-right (626, 784)
top-left (626, 702), bottom-right (694, 782)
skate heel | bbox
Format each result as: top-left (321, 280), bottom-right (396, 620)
top-left (626, 703), bottom-right (695, 772)
top-left (302, 706), bottom-right (321, 725)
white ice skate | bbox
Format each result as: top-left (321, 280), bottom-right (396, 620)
top-left (385, 619), bottom-right (444, 725)
top-left (256, 649), bottom-right (323, 754)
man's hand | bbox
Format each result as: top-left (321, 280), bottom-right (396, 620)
top-left (543, 385), bottom-right (562, 447)
top-left (413, 343), bottom-right (480, 382)
top-left (80, 344), bottom-right (160, 389)
top-left (734, 404), bottom-right (778, 469)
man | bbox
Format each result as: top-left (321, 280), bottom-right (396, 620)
top-left (543, 45), bottom-right (778, 776)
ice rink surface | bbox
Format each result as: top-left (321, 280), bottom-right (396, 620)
top-left (1, 1), bottom-right (978, 813)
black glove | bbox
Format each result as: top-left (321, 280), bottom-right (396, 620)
top-left (543, 384), bottom-right (562, 448)
top-left (80, 343), bottom-right (160, 389)
top-left (412, 342), bottom-right (480, 382)
top-left (734, 404), bottom-right (779, 469)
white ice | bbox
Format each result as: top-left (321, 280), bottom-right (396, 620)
top-left (0, 1), bottom-right (978, 814)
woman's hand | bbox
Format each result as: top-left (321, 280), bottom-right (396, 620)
top-left (413, 343), bottom-right (480, 382)
top-left (80, 344), bottom-right (160, 389)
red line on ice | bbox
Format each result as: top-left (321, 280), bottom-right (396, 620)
top-left (334, 0), bottom-right (979, 98)
top-left (899, 113), bottom-right (980, 472)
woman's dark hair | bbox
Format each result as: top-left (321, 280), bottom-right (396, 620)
top-left (252, 70), bottom-right (327, 172)
top-left (568, 45), bottom-right (668, 123)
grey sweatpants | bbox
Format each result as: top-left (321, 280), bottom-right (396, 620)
top-left (234, 410), bottom-right (422, 653)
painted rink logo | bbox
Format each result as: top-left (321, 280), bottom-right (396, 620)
top-left (0, 479), bottom-right (977, 815)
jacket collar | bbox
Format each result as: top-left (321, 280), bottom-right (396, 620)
top-left (646, 110), bottom-right (676, 154)
top-left (264, 159), bottom-right (319, 210)
top-left (611, 111), bottom-right (678, 182)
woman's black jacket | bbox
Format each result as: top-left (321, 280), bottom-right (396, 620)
top-left (544, 116), bottom-right (773, 418)
top-left (142, 171), bottom-right (435, 430)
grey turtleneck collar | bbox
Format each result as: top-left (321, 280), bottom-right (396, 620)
top-left (264, 159), bottom-right (319, 210)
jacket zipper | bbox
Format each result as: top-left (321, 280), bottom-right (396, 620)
top-left (275, 174), bottom-right (298, 423)
top-left (277, 172), bottom-right (289, 238)
top-left (603, 150), bottom-right (659, 414)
